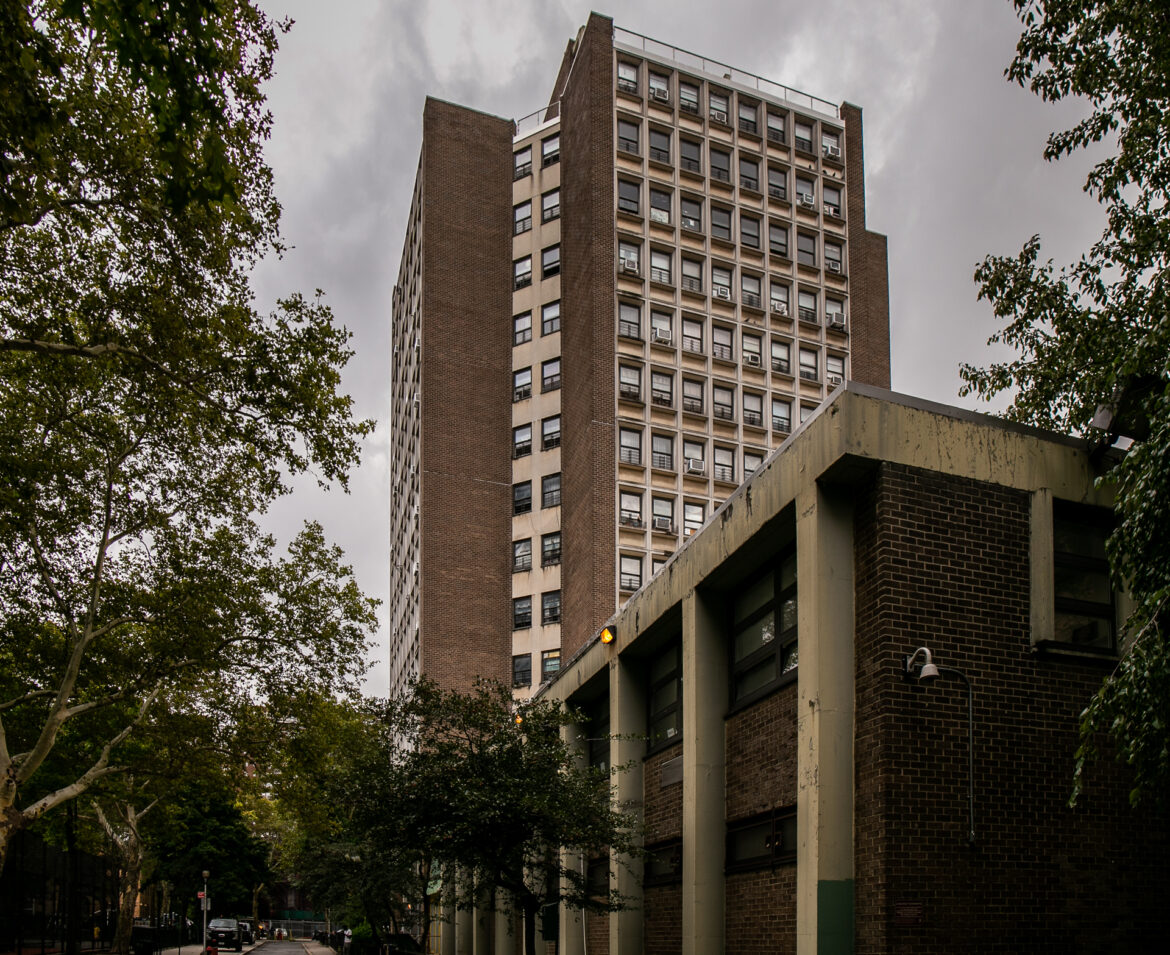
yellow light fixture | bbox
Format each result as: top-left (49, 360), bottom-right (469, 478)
top-left (600, 625), bottom-right (616, 645)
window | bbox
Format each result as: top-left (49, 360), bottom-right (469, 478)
top-left (619, 428), bottom-right (642, 466)
top-left (512, 653), bottom-right (532, 688)
top-left (799, 403), bottom-right (815, 423)
top-left (618, 119), bottom-right (640, 155)
top-left (769, 223), bottom-right (789, 258)
top-left (798, 289), bottom-right (818, 323)
top-left (514, 146), bottom-right (532, 179)
top-left (683, 501), bottom-right (705, 536)
top-left (512, 424), bottom-right (532, 458)
top-left (513, 481), bottom-right (532, 514)
top-left (712, 265), bottom-right (733, 298)
top-left (794, 119), bottom-right (813, 153)
top-left (823, 183), bottom-right (842, 218)
top-left (744, 449), bottom-right (764, 477)
top-left (710, 147), bottom-right (731, 183)
top-left (513, 367), bottom-right (532, 401)
top-left (799, 347), bottom-right (818, 381)
top-left (743, 391), bottom-right (763, 427)
top-left (680, 139), bottom-right (702, 174)
top-left (542, 415), bottom-right (561, 450)
top-left (741, 215), bottom-right (761, 250)
top-left (542, 301), bottom-right (561, 335)
top-left (712, 325), bottom-right (734, 361)
top-left (1052, 502), bottom-right (1116, 650)
top-left (542, 134), bottom-right (560, 167)
top-left (514, 256), bottom-right (532, 289)
top-left (770, 283), bottom-right (790, 315)
top-left (648, 641), bottom-right (682, 745)
top-left (651, 370), bottom-right (673, 407)
top-left (651, 432), bottom-right (673, 470)
top-left (541, 648), bottom-right (561, 679)
top-left (650, 309), bottom-right (672, 343)
top-left (824, 241), bottom-right (843, 274)
top-left (681, 196), bottom-right (702, 232)
top-left (541, 590), bottom-right (562, 625)
top-left (617, 60), bottom-right (639, 94)
top-left (821, 128), bottom-right (841, 160)
top-left (731, 549), bottom-right (798, 705)
top-left (620, 554), bottom-right (642, 592)
top-left (742, 332), bottom-right (762, 364)
top-left (652, 496), bottom-right (674, 532)
top-left (542, 358), bottom-right (561, 393)
top-left (826, 354), bottom-right (845, 384)
top-left (513, 596), bottom-right (532, 630)
top-left (682, 257), bottom-right (703, 293)
top-left (542, 245), bottom-right (561, 278)
top-left (772, 397), bottom-right (792, 433)
top-left (771, 339), bottom-right (791, 375)
top-left (742, 273), bottom-right (762, 308)
top-left (649, 188), bottom-right (671, 224)
top-left (714, 445), bottom-right (735, 483)
top-left (727, 808), bottom-right (797, 872)
top-left (713, 384), bottom-right (734, 420)
top-left (767, 165), bottom-right (787, 200)
top-left (682, 318), bottom-right (703, 355)
top-left (766, 111), bottom-right (786, 144)
top-left (513, 311), bottom-right (532, 345)
top-left (739, 155), bottom-right (759, 191)
top-left (682, 377), bottom-right (704, 414)
top-left (709, 90), bottom-right (729, 123)
top-left (679, 80), bottom-right (699, 114)
top-left (738, 100), bottom-right (758, 134)
top-left (542, 472), bottom-right (562, 508)
top-left (541, 531), bottom-right (561, 567)
top-left (619, 364), bottom-right (642, 402)
top-left (825, 299), bottom-right (846, 329)
top-left (649, 128), bottom-right (671, 164)
top-left (650, 249), bottom-right (672, 284)
top-left (795, 176), bottom-right (815, 205)
top-left (618, 179), bottom-right (641, 215)
top-left (619, 489), bottom-right (642, 527)
top-left (645, 839), bottom-right (683, 887)
top-left (513, 539), bottom-right (532, 573)
top-left (649, 71), bottom-right (670, 101)
top-left (618, 300), bottom-right (642, 339)
top-left (797, 233), bottom-right (817, 268)
top-left (542, 189), bottom-right (561, 222)
top-left (683, 438), bottom-right (705, 475)
top-left (711, 205), bottom-right (732, 241)
top-left (619, 240), bottom-right (641, 276)
top-left (513, 201), bottom-right (532, 234)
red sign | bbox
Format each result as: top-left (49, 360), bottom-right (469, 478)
top-left (197, 891), bottom-right (205, 899)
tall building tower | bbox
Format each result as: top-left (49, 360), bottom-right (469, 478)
top-left (389, 14), bottom-right (890, 699)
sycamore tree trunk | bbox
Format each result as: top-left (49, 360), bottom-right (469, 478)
top-left (95, 799), bottom-right (156, 954)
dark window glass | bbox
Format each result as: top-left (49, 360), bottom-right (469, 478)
top-left (1053, 501), bottom-right (1115, 650)
top-left (731, 549), bottom-right (797, 705)
top-left (726, 808), bottom-right (796, 872)
top-left (512, 653), bottom-right (532, 687)
top-left (647, 641), bottom-right (682, 748)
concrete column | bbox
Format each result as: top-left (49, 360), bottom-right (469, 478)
top-left (455, 878), bottom-right (474, 955)
top-left (473, 888), bottom-right (491, 955)
top-left (560, 724), bottom-right (587, 955)
top-left (441, 895), bottom-right (456, 955)
top-left (492, 893), bottom-right (515, 955)
top-left (681, 588), bottom-right (727, 955)
top-left (610, 655), bottom-right (645, 955)
top-left (795, 483), bottom-right (856, 955)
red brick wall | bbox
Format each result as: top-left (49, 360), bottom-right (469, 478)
top-left (643, 884), bottom-right (681, 955)
top-left (419, 99), bottom-right (514, 692)
top-left (841, 103), bottom-right (890, 390)
top-left (853, 461), bottom-right (1169, 953)
top-left (585, 911), bottom-right (608, 955)
top-left (643, 743), bottom-right (684, 842)
top-left (560, 12), bottom-right (617, 659)
top-left (725, 870), bottom-right (797, 955)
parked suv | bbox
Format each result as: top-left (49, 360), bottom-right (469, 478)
top-left (207, 918), bottom-right (243, 952)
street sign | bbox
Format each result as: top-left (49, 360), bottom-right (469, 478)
top-left (197, 892), bottom-right (205, 899)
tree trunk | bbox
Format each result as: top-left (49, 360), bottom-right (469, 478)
top-left (523, 897), bottom-right (538, 955)
top-left (417, 860), bottom-right (431, 954)
top-left (115, 857), bottom-right (143, 954)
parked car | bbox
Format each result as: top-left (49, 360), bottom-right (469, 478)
top-left (385, 934), bottom-right (422, 954)
top-left (238, 921), bottom-right (254, 945)
top-left (207, 918), bottom-right (243, 952)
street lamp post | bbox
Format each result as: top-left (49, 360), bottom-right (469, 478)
top-left (201, 871), bottom-right (210, 954)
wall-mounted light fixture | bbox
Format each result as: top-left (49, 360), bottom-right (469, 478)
top-left (904, 647), bottom-right (976, 846)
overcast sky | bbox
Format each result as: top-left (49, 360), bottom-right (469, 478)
top-left (249, 0), bottom-right (1106, 690)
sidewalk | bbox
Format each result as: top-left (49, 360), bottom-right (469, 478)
top-left (158, 939), bottom-right (268, 955)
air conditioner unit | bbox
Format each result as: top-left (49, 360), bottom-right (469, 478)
top-left (651, 87), bottom-right (670, 102)
top-left (828, 374), bottom-right (844, 387)
top-left (619, 260), bottom-right (641, 276)
top-left (823, 144), bottom-right (842, 159)
top-left (652, 328), bottom-right (672, 344)
top-left (828, 315), bottom-right (847, 330)
top-left (744, 353), bottom-right (761, 367)
top-left (710, 109), bottom-right (728, 124)
top-left (826, 260), bottom-right (842, 273)
top-left (713, 286), bottom-right (731, 301)
top-left (652, 515), bottom-right (673, 532)
top-left (825, 204), bottom-right (841, 218)
top-left (685, 457), bottom-right (706, 475)
top-left (684, 526), bottom-right (696, 537)
top-left (649, 208), bottom-right (670, 224)
top-left (771, 301), bottom-right (789, 316)
top-left (799, 194), bottom-right (817, 209)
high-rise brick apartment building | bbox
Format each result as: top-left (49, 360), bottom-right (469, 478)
top-left (389, 13), bottom-right (890, 698)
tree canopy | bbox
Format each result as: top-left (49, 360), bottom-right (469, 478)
top-left (963, 0), bottom-right (1170, 805)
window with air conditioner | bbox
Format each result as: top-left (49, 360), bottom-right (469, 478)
top-left (771, 283), bottom-right (790, 316)
top-left (684, 438), bottom-right (705, 475)
top-left (514, 312), bottom-right (532, 345)
top-left (712, 265), bottom-right (733, 300)
top-left (618, 179), bottom-right (641, 216)
top-left (649, 188), bottom-right (672, 224)
top-left (823, 184), bottom-right (842, 218)
top-left (542, 472), bottom-right (561, 508)
top-left (619, 427), bottom-right (642, 466)
top-left (649, 72), bottom-right (670, 101)
top-left (620, 554), bottom-right (643, 592)
top-left (652, 496), bottom-right (674, 532)
top-left (650, 310), bottom-right (673, 344)
top-left (709, 90), bottom-right (729, 124)
top-left (542, 300), bottom-right (561, 335)
top-left (619, 242), bottom-right (641, 278)
top-left (542, 189), bottom-right (561, 222)
top-left (796, 177), bottom-right (815, 205)
top-left (513, 538), bottom-right (532, 573)
top-left (824, 241), bottom-right (843, 274)
top-left (542, 358), bottom-right (561, 392)
top-left (826, 301), bottom-right (846, 330)
top-left (619, 489), bottom-right (643, 527)
top-left (513, 367), bottom-right (532, 402)
top-left (680, 196), bottom-right (702, 232)
top-left (652, 432), bottom-right (673, 470)
top-left (618, 119), bottom-right (640, 155)
top-left (739, 155), bottom-right (759, 191)
top-left (743, 333), bottom-right (762, 365)
top-left (541, 415), bottom-right (561, 450)
top-left (821, 128), bottom-right (841, 160)
top-left (683, 501), bottom-right (705, 536)
top-left (513, 201), bottom-right (532, 235)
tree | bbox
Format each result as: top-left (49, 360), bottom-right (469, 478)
top-left (963, 0), bottom-right (1170, 806)
top-left (0, 0), bottom-right (377, 873)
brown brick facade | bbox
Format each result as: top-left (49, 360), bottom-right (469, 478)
top-left (419, 99), bottom-right (514, 691)
top-left (725, 869), bottom-right (797, 955)
top-left (853, 461), bottom-right (1168, 953)
top-left (560, 12), bottom-right (617, 658)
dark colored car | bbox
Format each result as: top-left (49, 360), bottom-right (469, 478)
top-left (207, 918), bottom-right (243, 952)
top-left (385, 934), bottom-right (422, 954)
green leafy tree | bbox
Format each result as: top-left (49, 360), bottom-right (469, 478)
top-left (0, 0), bottom-right (377, 873)
top-left (963, 0), bottom-right (1170, 805)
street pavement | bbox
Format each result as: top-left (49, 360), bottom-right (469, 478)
top-left (157, 936), bottom-right (334, 955)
